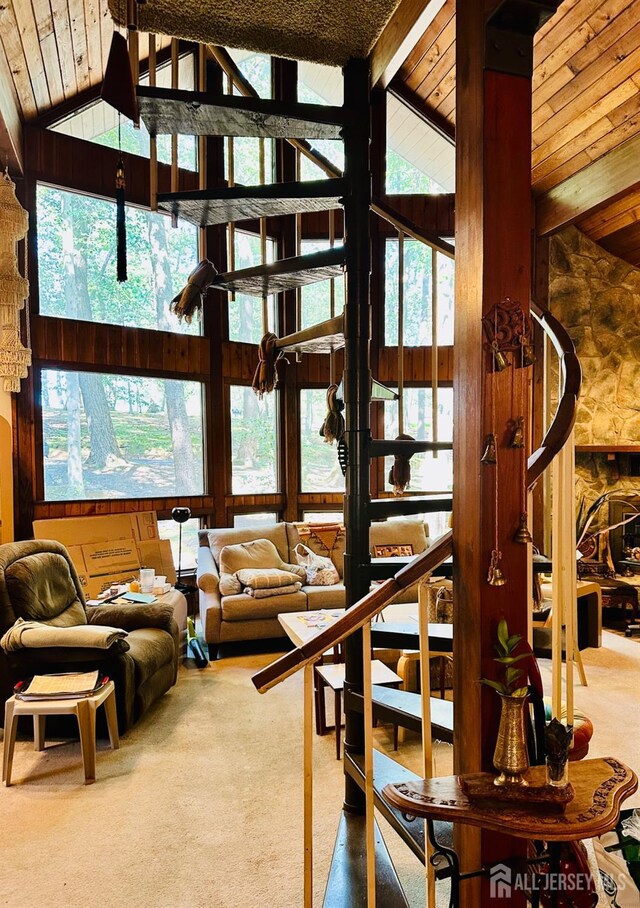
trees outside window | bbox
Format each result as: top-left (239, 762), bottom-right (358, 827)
top-left (385, 239), bottom-right (455, 347)
top-left (227, 230), bottom-right (276, 343)
top-left (384, 387), bottom-right (453, 493)
top-left (230, 385), bottom-right (278, 494)
top-left (42, 370), bottom-right (204, 501)
top-left (300, 240), bottom-right (345, 330)
top-left (300, 388), bottom-right (345, 493)
top-left (37, 184), bottom-right (199, 334)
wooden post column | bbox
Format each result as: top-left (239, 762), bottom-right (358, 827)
top-left (453, 2), bottom-right (560, 904)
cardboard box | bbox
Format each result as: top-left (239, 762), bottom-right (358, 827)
top-left (33, 512), bottom-right (159, 547)
top-left (32, 511), bottom-right (174, 594)
top-left (137, 540), bottom-right (177, 585)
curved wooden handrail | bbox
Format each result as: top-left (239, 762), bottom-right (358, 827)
top-left (527, 301), bottom-right (581, 488)
top-left (252, 530), bottom-right (453, 693)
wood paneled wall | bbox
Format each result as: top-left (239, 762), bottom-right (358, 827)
top-left (14, 57), bottom-right (453, 539)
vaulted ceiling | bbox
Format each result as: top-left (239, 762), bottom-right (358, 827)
top-left (394, 0), bottom-right (640, 265)
top-left (1, 0), bottom-right (640, 264)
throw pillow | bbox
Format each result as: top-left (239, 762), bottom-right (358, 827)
top-left (236, 568), bottom-right (303, 590)
top-left (219, 573), bottom-right (242, 596)
top-left (245, 583), bottom-right (302, 599)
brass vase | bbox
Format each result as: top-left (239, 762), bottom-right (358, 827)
top-left (493, 694), bottom-right (529, 786)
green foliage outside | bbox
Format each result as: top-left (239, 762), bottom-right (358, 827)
top-left (230, 385), bottom-right (278, 494)
top-left (300, 389), bottom-right (345, 493)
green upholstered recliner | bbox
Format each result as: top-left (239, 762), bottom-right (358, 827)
top-left (0, 539), bottom-right (180, 733)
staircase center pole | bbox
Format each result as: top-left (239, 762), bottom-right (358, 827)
top-left (342, 56), bottom-right (372, 814)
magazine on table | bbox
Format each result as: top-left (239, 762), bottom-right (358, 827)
top-left (14, 671), bottom-right (108, 701)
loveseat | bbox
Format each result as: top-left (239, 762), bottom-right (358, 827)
top-left (197, 518), bottom-right (432, 657)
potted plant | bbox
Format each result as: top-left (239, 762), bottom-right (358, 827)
top-left (481, 618), bottom-right (531, 786)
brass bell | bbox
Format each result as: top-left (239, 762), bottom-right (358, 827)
top-left (492, 341), bottom-right (509, 372)
top-left (510, 416), bottom-right (525, 448)
top-left (481, 434), bottom-right (497, 464)
top-left (487, 549), bottom-right (506, 586)
top-left (514, 513), bottom-right (533, 545)
top-left (521, 337), bottom-right (536, 366)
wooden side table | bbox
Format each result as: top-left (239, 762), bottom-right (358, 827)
top-left (383, 757), bottom-right (638, 907)
top-left (3, 680), bottom-right (119, 786)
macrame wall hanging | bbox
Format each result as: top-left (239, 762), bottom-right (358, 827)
top-left (0, 168), bottom-right (32, 393)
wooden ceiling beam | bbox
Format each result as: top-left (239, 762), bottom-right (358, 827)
top-left (370, 0), bottom-right (447, 88)
top-left (536, 131), bottom-right (640, 236)
top-left (0, 45), bottom-right (23, 174)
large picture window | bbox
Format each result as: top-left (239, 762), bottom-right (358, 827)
top-left (385, 239), bottom-right (454, 347)
top-left (230, 385), bottom-right (278, 494)
top-left (384, 387), bottom-right (453, 494)
top-left (37, 184), bottom-right (200, 334)
top-left (300, 389), bottom-right (345, 493)
top-left (42, 369), bottom-right (204, 501)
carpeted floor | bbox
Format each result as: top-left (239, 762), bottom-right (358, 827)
top-left (0, 630), bottom-right (637, 908)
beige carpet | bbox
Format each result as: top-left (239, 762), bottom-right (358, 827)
top-left (0, 631), bottom-right (637, 908)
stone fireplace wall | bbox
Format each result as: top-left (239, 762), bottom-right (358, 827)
top-left (548, 227), bottom-right (640, 520)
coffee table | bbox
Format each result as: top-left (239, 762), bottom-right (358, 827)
top-left (3, 680), bottom-right (119, 786)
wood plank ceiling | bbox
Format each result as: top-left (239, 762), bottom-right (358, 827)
top-left (0, 0), bottom-right (169, 123)
top-left (395, 0), bottom-right (640, 266)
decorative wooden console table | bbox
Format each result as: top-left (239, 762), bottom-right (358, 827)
top-left (383, 757), bottom-right (637, 907)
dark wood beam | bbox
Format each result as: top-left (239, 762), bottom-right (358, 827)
top-left (536, 131), bottom-right (640, 236)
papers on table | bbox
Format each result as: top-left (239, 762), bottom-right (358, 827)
top-left (16, 671), bottom-right (102, 700)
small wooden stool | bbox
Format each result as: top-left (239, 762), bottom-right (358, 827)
top-left (3, 680), bottom-right (119, 786)
top-left (315, 660), bottom-right (402, 759)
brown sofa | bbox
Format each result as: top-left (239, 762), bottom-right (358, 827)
top-left (197, 518), bottom-right (433, 657)
top-left (0, 540), bottom-right (180, 733)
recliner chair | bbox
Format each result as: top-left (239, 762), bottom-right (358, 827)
top-left (0, 539), bottom-right (179, 733)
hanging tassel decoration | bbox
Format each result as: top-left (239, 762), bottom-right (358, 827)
top-left (252, 332), bottom-right (285, 399)
top-left (319, 384), bottom-right (345, 445)
top-left (170, 259), bottom-right (218, 323)
top-left (388, 433), bottom-right (415, 495)
top-left (115, 157), bottom-right (127, 283)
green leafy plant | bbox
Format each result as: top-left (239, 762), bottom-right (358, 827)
top-left (480, 618), bottom-right (530, 698)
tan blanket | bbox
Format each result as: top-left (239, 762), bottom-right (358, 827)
top-left (244, 583), bottom-right (302, 599)
top-left (1, 618), bottom-right (128, 653)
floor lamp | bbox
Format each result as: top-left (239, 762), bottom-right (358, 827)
top-left (171, 506), bottom-right (207, 667)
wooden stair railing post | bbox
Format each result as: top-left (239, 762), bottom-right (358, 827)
top-left (304, 661), bottom-right (314, 908)
top-left (362, 622), bottom-right (376, 906)
top-left (418, 578), bottom-right (436, 907)
top-left (341, 56), bottom-right (372, 816)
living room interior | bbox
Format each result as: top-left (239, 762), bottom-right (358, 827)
top-left (1, 1), bottom-right (640, 906)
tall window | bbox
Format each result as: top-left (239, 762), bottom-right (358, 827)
top-left (384, 387), bottom-right (453, 494)
top-left (227, 230), bottom-right (277, 343)
top-left (300, 240), bottom-right (345, 329)
top-left (42, 369), bottom-right (204, 501)
top-left (50, 54), bottom-right (197, 171)
top-left (230, 385), bottom-right (278, 494)
top-left (300, 389), bottom-right (345, 493)
top-left (37, 184), bottom-right (200, 334)
top-left (385, 239), bottom-right (454, 347)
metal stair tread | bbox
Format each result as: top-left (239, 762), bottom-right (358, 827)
top-left (137, 86), bottom-right (344, 139)
top-left (369, 494), bottom-right (454, 518)
top-left (156, 178), bottom-right (346, 227)
top-left (276, 313), bottom-right (344, 354)
top-left (209, 247), bottom-right (345, 298)
top-left (323, 810), bottom-right (409, 907)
